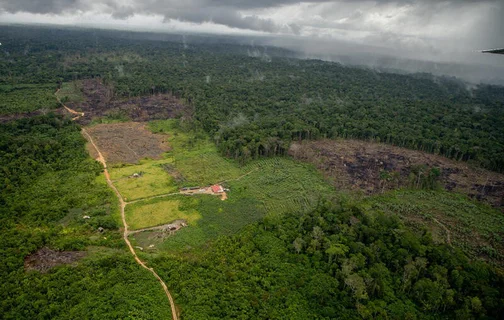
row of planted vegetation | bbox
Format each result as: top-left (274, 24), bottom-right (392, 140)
top-left (0, 25), bottom-right (503, 319)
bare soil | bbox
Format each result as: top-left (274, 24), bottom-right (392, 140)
top-left (24, 247), bottom-right (86, 273)
top-left (85, 122), bottom-right (171, 164)
top-left (289, 139), bottom-right (504, 209)
top-left (66, 79), bottom-right (191, 125)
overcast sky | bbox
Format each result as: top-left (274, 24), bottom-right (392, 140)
top-left (0, 0), bottom-right (503, 65)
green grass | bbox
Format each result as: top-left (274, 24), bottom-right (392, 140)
top-left (109, 159), bottom-right (179, 201)
top-left (0, 84), bottom-right (58, 114)
top-left (149, 120), bottom-right (243, 186)
top-left (230, 158), bottom-right (335, 215)
top-left (126, 196), bottom-right (200, 230)
top-left (361, 189), bottom-right (504, 264)
top-left (125, 120), bottom-right (336, 253)
top-left (131, 195), bottom-right (264, 253)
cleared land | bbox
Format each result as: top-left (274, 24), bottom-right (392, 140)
top-left (149, 120), bottom-right (243, 186)
top-left (290, 139), bottom-right (504, 208)
top-left (59, 79), bottom-right (190, 125)
top-left (109, 159), bottom-right (178, 201)
top-left (24, 247), bottom-right (86, 273)
top-left (126, 197), bottom-right (200, 230)
top-left (85, 122), bottom-right (171, 164)
top-left (123, 120), bottom-right (335, 253)
top-left (88, 119), bottom-right (503, 265)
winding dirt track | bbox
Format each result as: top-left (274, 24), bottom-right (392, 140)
top-left (55, 89), bottom-right (84, 121)
top-left (57, 90), bottom-right (178, 319)
top-left (83, 129), bottom-right (179, 320)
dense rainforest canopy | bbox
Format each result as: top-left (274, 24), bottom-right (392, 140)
top-left (1, 26), bottom-right (503, 172)
top-left (157, 202), bottom-right (504, 319)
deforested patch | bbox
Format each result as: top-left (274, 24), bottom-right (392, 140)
top-left (24, 247), bottom-right (86, 273)
top-left (85, 122), bottom-right (171, 164)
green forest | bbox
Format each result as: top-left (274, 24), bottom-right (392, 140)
top-left (1, 26), bottom-right (503, 171)
top-left (156, 202), bottom-right (504, 319)
top-left (1, 25), bottom-right (503, 319)
top-left (0, 116), bottom-right (172, 318)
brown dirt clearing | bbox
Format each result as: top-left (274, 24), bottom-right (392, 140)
top-left (24, 247), bottom-right (86, 273)
top-left (85, 122), bottom-right (171, 164)
top-left (290, 139), bottom-right (504, 209)
top-left (65, 79), bottom-right (191, 125)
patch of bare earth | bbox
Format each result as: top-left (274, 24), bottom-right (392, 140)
top-left (289, 139), bottom-right (504, 209)
top-left (66, 78), bottom-right (191, 124)
top-left (24, 247), bottom-right (86, 273)
top-left (85, 122), bottom-right (171, 164)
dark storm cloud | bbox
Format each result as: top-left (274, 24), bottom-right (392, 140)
top-left (0, 0), bottom-right (86, 14)
top-left (0, 0), bottom-right (306, 32)
top-left (0, 0), bottom-right (502, 39)
top-left (0, 0), bottom-right (333, 14)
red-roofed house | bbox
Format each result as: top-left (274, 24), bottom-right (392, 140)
top-left (211, 184), bottom-right (224, 193)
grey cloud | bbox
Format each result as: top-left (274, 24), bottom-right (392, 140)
top-left (472, 3), bottom-right (504, 48)
top-left (0, 0), bottom-right (88, 14)
top-left (0, 0), bottom-right (498, 15)
top-left (0, 0), bottom-right (325, 32)
top-left (0, 0), bottom-right (502, 51)
top-left (161, 7), bottom-right (285, 33)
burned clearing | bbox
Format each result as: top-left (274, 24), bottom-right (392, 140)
top-left (290, 139), bottom-right (504, 208)
top-left (85, 122), bottom-right (171, 164)
top-left (24, 247), bottom-right (86, 273)
top-left (62, 79), bottom-right (191, 124)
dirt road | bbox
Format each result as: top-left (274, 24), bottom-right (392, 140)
top-left (55, 89), bottom-right (85, 121)
top-left (82, 129), bottom-right (179, 320)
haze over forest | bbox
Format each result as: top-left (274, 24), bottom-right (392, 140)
top-left (1, 0), bottom-right (503, 84)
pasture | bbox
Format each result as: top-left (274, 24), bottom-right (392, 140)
top-left (125, 120), bottom-right (335, 253)
top-left (125, 197), bottom-right (199, 230)
top-left (110, 159), bottom-right (178, 201)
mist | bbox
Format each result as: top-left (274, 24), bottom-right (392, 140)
top-left (1, 0), bottom-right (503, 84)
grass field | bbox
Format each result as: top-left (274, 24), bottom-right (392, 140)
top-left (130, 195), bottom-right (264, 252)
top-left (149, 120), bottom-right (243, 185)
top-left (109, 158), bottom-right (178, 201)
top-left (230, 158), bottom-right (335, 215)
top-left (123, 120), bottom-right (336, 253)
top-left (125, 197), bottom-right (200, 230)
top-left (0, 84), bottom-right (58, 114)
